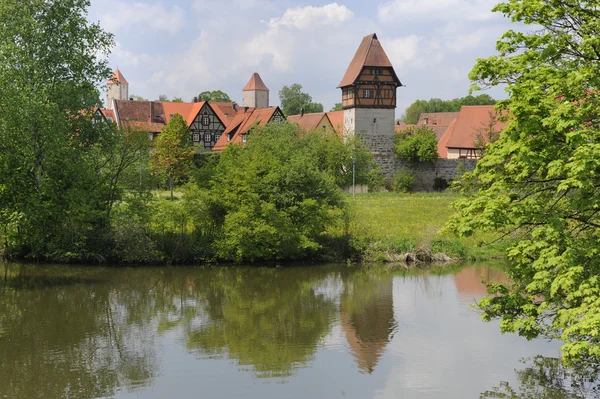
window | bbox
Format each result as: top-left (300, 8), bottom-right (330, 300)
top-left (204, 134), bottom-right (211, 142)
top-left (423, 118), bottom-right (429, 125)
top-left (106, 117), bottom-right (113, 122)
top-left (242, 134), bottom-right (247, 143)
top-left (274, 115), bottom-right (282, 125)
top-left (202, 116), bottom-right (210, 126)
top-left (193, 133), bottom-right (200, 142)
top-left (364, 89), bottom-right (371, 98)
top-left (215, 134), bottom-right (221, 141)
top-left (372, 68), bottom-right (381, 76)
top-left (148, 133), bottom-right (154, 141)
top-left (227, 133), bottom-right (233, 142)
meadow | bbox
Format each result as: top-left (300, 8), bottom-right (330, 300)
top-left (345, 192), bottom-right (507, 262)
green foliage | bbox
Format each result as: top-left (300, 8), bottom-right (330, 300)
top-left (158, 94), bottom-right (168, 101)
top-left (395, 126), bottom-right (439, 163)
top-left (209, 123), bottom-right (346, 262)
top-left (367, 168), bottom-right (385, 193)
top-left (278, 84), bottom-right (324, 116)
top-left (150, 114), bottom-right (195, 200)
top-left (392, 168), bottom-right (416, 193)
top-left (331, 102), bottom-right (343, 112)
top-left (404, 94), bottom-right (497, 124)
top-left (130, 94), bottom-right (147, 101)
top-left (172, 97), bottom-right (183, 103)
top-left (447, 0), bottom-right (600, 365)
top-left (198, 90), bottom-right (233, 103)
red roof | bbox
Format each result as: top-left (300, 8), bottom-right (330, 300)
top-left (395, 123), bottom-right (414, 132)
top-left (326, 111), bottom-right (344, 137)
top-left (243, 73), bottom-right (269, 91)
top-left (437, 121), bottom-right (455, 158)
top-left (287, 113), bottom-right (327, 132)
top-left (417, 112), bottom-right (459, 128)
top-left (213, 107), bottom-right (282, 151)
top-left (445, 105), bottom-right (508, 149)
top-left (338, 33), bottom-right (397, 88)
top-left (99, 108), bottom-right (116, 121)
top-left (107, 68), bottom-right (128, 85)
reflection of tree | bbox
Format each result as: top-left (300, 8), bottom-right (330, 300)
top-left (480, 356), bottom-right (600, 399)
top-left (340, 271), bottom-right (396, 374)
top-left (182, 268), bottom-right (338, 378)
top-left (0, 265), bottom-right (159, 399)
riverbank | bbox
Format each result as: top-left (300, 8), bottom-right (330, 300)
top-left (344, 192), bottom-right (507, 263)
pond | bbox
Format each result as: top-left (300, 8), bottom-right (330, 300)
top-left (0, 263), bottom-right (595, 398)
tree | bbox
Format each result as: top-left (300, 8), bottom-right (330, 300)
top-left (403, 94), bottom-right (497, 124)
top-left (172, 97), bottom-right (183, 103)
top-left (158, 94), bottom-right (169, 102)
top-left (448, 0), bottom-right (600, 366)
top-left (394, 126), bottom-right (439, 163)
top-left (198, 90), bottom-right (233, 103)
top-left (331, 102), bottom-right (343, 112)
top-left (0, 0), bottom-right (151, 260)
top-left (150, 114), bottom-right (194, 200)
top-left (279, 84), bottom-right (324, 116)
top-left (473, 109), bottom-right (502, 154)
top-left (130, 94), bottom-right (147, 101)
top-left (209, 123), bottom-right (346, 262)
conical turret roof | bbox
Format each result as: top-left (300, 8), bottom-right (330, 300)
top-left (338, 33), bottom-right (398, 88)
top-left (243, 72), bottom-right (269, 91)
top-left (107, 68), bottom-right (128, 85)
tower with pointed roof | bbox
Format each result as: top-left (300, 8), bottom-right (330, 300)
top-left (338, 33), bottom-right (402, 176)
top-left (106, 68), bottom-right (129, 110)
top-left (242, 72), bottom-right (269, 109)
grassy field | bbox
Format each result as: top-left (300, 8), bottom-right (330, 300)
top-left (346, 192), bottom-right (507, 261)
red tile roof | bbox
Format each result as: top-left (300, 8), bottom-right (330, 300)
top-left (107, 68), bottom-right (128, 85)
top-left (326, 111), bottom-right (344, 137)
top-left (213, 107), bottom-right (282, 151)
top-left (243, 73), bottom-right (269, 91)
top-left (338, 33), bottom-right (396, 88)
top-left (99, 108), bottom-right (116, 121)
top-left (417, 112), bottom-right (459, 128)
top-left (437, 121), bottom-right (454, 159)
top-left (395, 123), bottom-right (414, 132)
top-left (445, 105), bottom-right (508, 149)
top-left (287, 112), bottom-right (327, 132)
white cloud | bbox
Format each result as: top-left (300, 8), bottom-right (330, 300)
top-left (378, 0), bottom-right (499, 24)
top-left (382, 35), bottom-right (421, 68)
top-left (112, 42), bottom-right (150, 67)
top-left (267, 3), bottom-right (354, 30)
top-left (101, 1), bottom-right (185, 35)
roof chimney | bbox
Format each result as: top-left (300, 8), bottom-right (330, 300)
top-left (232, 103), bottom-right (237, 112)
top-left (193, 96), bottom-right (198, 103)
top-left (129, 97), bottom-right (133, 101)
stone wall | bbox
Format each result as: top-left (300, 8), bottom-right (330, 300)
top-left (395, 158), bottom-right (477, 191)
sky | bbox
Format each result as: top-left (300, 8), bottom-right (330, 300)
top-left (88, 0), bottom-right (513, 117)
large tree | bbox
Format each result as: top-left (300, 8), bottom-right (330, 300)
top-left (150, 114), bottom-right (194, 200)
top-left (448, 0), bottom-right (600, 366)
top-left (198, 90), bottom-right (234, 103)
top-left (0, 0), bottom-right (146, 260)
top-left (279, 84), bottom-right (324, 116)
top-left (403, 94), bottom-right (497, 124)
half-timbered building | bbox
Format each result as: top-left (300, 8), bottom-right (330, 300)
top-left (338, 33), bottom-right (403, 177)
top-left (212, 107), bottom-right (285, 151)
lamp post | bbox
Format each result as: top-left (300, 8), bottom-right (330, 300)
top-left (351, 157), bottom-right (357, 197)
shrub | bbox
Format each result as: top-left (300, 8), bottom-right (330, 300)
top-left (367, 168), bottom-right (385, 192)
top-left (393, 168), bottom-right (416, 193)
top-left (395, 126), bottom-right (439, 163)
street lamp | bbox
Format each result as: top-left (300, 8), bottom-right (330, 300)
top-left (351, 157), bottom-right (357, 197)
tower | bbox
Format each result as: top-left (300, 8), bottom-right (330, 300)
top-left (106, 68), bottom-right (129, 110)
top-left (242, 72), bottom-right (269, 109)
top-left (338, 33), bottom-right (402, 177)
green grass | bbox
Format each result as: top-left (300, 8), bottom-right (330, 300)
top-left (346, 192), bottom-right (507, 261)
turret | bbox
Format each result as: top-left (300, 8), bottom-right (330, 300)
top-left (106, 68), bottom-right (129, 110)
top-left (242, 73), bottom-right (269, 109)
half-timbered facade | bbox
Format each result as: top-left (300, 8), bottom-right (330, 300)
top-left (213, 106), bottom-right (285, 151)
top-left (338, 33), bottom-right (403, 177)
top-left (188, 103), bottom-right (226, 149)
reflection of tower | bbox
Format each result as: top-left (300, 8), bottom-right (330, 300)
top-left (453, 267), bottom-right (509, 299)
top-left (340, 278), bottom-right (395, 373)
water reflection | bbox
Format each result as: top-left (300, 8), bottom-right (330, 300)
top-left (0, 263), bottom-right (595, 399)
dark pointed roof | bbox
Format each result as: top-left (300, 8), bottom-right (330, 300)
top-left (338, 33), bottom-right (399, 88)
top-left (107, 68), bottom-right (128, 85)
top-left (243, 72), bottom-right (269, 91)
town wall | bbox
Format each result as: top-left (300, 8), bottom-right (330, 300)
top-left (394, 158), bottom-right (477, 191)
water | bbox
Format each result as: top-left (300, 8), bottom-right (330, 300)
top-left (0, 263), bottom-right (595, 398)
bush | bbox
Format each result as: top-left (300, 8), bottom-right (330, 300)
top-left (395, 126), bottom-right (439, 163)
top-left (367, 168), bottom-right (385, 192)
top-left (393, 168), bottom-right (416, 193)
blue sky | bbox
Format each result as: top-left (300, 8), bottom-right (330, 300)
top-left (88, 0), bottom-right (512, 116)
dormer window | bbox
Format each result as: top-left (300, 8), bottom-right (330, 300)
top-left (423, 118), bottom-right (429, 125)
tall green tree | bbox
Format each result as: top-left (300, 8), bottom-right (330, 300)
top-left (395, 126), bottom-right (439, 163)
top-left (331, 102), bottom-right (343, 112)
top-left (279, 84), bottom-right (324, 116)
top-left (403, 94), bottom-right (497, 124)
top-left (448, 0), bottom-right (600, 366)
top-left (198, 90), bottom-right (234, 103)
top-left (0, 0), bottom-right (147, 260)
top-left (150, 114), bottom-right (194, 200)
